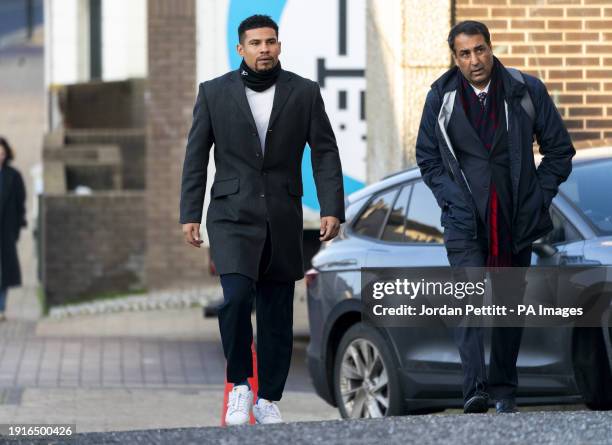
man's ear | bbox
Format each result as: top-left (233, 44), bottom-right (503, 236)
top-left (278, 41), bottom-right (282, 55)
top-left (236, 43), bottom-right (244, 56)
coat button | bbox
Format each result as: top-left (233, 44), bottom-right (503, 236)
top-left (260, 193), bottom-right (265, 198)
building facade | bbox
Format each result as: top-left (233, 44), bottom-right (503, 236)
top-left (42, 0), bottom-right (612, 295)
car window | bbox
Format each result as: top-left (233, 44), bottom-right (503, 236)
top-left (405, 181), bottom-right (444, 244)
top-left (544, 207), bottom-right (582, 245)
top-left (345, 196), bottom-right (368, 224)
top-left (352, 188), bottom-right (399, 239)
top-left (559, 159), bottom-right (612, 235)
top-left (381, 185), bottom-right (412, 242)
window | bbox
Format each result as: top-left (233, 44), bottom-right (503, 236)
top-left (559, 159), bottom-right (612, 235)
top-left (381, 185), bottom-right (412, 242)
top-left (405, 181), bottom-right (443, 244)
top-left (544, 208), bottom-right (581, 245)
top-left (353, 188), bottom-right (399, 239)
top-left (345, 196), bottom-right (368, 224)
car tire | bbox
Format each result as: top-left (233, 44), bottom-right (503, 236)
top-left (573, 327), bottom-right (612, 410)
top-left (333, 322), bottom-right (404, 418)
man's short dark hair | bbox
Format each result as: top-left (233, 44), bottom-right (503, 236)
top-left (447, 20), bottom-right (491, 53)
top-left (0, 136), bottom-right (14, 166)
top-left (238, 15), bottom-right (279, 43)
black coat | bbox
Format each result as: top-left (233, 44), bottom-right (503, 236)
top-left (416, 61), bottom-right (575, 253)
top-left (180, 69), bottom-right (345, 281)
top-left (0, 165), bottom-right (26, 288)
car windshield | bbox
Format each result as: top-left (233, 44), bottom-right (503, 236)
top-left (559, 158), bottom-right (612, 235)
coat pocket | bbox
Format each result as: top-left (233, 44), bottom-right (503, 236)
top-left (211, 177), bottom-right (239, 198)
top-left (287, 179), bottom-right (303, 197)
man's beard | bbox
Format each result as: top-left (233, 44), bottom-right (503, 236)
top-left (255, 60), bottom-right (277, 73)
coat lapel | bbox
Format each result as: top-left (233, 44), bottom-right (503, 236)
top-left (448, 93), bottom-right (489, 159)
top-left (228, 70), bottom-right (257, 131)
top-left (490, 104), bottom-right (507, 155)
top-left (267, 70), bottom-right (293, 130)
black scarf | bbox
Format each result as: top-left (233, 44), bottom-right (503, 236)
top-left (239, 59), bottom-right (281, 92)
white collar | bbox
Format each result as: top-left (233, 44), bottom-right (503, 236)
top-left (470, 79), bottom-right (491, 96)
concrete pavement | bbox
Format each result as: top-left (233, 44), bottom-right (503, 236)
top-left (3, 410), bottom-right (612, 444)
top-left (0, 283), bottom-right (339, 433)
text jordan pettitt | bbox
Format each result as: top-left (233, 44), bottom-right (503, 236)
top-left (372, 304), bottom-right (583, 318)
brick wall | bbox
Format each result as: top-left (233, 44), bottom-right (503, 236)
top-left (455, 0), bottom-right (612, 143)
top-left (41, 192), bottom-right (146, 307)
top-left (145, 0), bottom-right (210, 289)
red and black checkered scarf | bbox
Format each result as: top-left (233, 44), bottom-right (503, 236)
top-left (457, 63), bottom-right (513, 267)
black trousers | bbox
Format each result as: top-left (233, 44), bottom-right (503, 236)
top-left (217, 224), bottom-right (295, 401)
top-left (446, 219), bottom-right (531, 402)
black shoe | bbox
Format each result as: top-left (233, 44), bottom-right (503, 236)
top-left (495, 398), bottom-right (518, 413)
top-left (464, 392), bottom-right (489, 413)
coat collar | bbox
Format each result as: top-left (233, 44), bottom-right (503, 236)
top-left (228, 68), bottom-right (294, 132)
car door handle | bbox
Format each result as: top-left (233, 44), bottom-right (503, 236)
top-left (323, 260), bottom-right (358, 268)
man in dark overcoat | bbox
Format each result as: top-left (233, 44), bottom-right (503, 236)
top-left (416, 21), bottom-right (574, 414)
top-left (179, 15), bottom-right (345, 425)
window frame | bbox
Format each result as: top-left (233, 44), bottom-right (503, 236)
top-left (348, 185), bottom-right (402, 241)
top-left (348, 179), bottom-right (445, 246)
top-left (546, 204), bottom-right (584, 246)
top-left (380, 184), bottom-right (414, 243)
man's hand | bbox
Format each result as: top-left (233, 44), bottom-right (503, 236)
top-left (182, 223), bottom-right (204, 248)
top-left (320, 216), bottom-right (341, 242)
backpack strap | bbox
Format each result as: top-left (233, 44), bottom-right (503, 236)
top-left (506, 67), bottom-right (536, 123)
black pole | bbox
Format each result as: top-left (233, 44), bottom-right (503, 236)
top-left (89, 0), bottom-right (102, 80)
top-left (26, 0), bottom-right (34, 39)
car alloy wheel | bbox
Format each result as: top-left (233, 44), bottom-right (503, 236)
top-left (339, 338), bottom-right (390, 418)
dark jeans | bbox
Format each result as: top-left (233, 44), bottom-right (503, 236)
top-left (217, 224), bottom-right (295, 401)
top-left (446, 220), bottom-right (531, 402)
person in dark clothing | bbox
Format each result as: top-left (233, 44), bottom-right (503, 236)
top-left (0, 137), bottom-right (27, 321)
top-left (179, 15), bottom-right (345, 425)
top-left (416, 21), bottom-right (575, 414)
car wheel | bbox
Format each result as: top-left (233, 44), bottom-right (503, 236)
top-left (333, 322), bottom-right (404, 418)
top-left (573, 327), bottom-right (612, 410)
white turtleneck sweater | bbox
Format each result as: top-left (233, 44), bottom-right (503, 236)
top-left (245, 85), bottom-right (276, 154)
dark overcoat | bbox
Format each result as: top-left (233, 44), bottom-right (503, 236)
top-left (416, 60), bottom-right (575, 253)
top-left (0, 165), bottom-right (26, 288)
top-left (180, 69), bottom-right (345, 281)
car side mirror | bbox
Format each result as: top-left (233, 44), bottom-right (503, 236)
top-left (533, 242), bottom-right (558, 258)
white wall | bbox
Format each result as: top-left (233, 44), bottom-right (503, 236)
top-left (45, 0), bottom-right (147, 87)
top-left (196, 0), bottom-right (229, 86)
top-left (44, 0), bottom-right (88, 87)
top-left (101, 0), bottom-right (147, 81)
